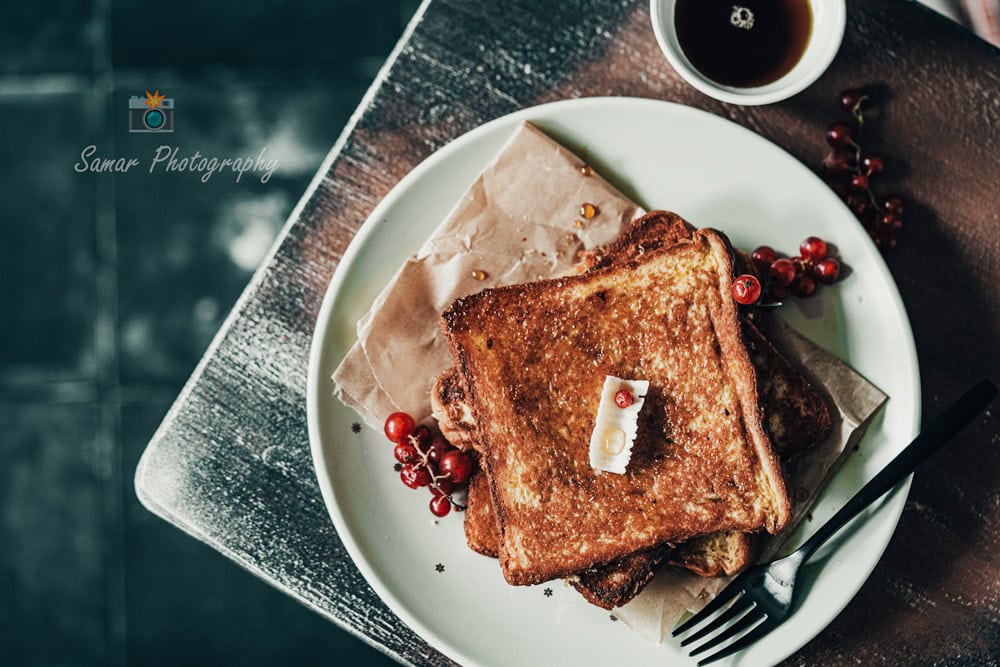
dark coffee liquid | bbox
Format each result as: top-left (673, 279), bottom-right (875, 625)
top-left (675, 0), bottom-right (812, 88)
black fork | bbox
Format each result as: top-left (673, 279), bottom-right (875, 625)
top-left (672, 379), bottom-right (997, 665)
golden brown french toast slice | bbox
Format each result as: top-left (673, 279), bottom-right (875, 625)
top-left (442, 228), bottom-right (791, 585)
top-left (441, 212), bottom-right (831, 599)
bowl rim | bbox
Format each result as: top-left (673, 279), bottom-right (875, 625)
top-left (649, 0), bottom-right (847, 106)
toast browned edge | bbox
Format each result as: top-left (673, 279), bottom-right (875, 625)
top-left (432, 365), bottom-right (479, 452)
top-left (441, 228), bottom-right (792, 585)
top-left (576, 210), bottom-right (699, 272)
top-left (463, 465), bottom-right (498, 557)
top-left (566, 544), bottom-right (672, 610)
top-left (670, 531), bottom-right (756, 577)
top-left (744, 323), bottom-right (833, 457)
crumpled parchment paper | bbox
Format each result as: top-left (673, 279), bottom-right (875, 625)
top-left (333, 122), bottom-right (643, 426)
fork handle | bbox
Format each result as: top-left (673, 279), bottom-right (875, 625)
top-left (796, 379), bottom-right (997, 563)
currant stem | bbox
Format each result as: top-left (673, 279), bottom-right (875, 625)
top-left (412, 434), bottom-right (468, 511)
top-left (852, 96), bottom-right (867, 127)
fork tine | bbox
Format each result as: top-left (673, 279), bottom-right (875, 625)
top-left (688, 607), bottom-right (766, 657)
top-left (671, 575), bottom-right (747, 636)
top-left (679, 596), bottom-right (755, 646)
top-left (695, 616), bottom-right (780, 666)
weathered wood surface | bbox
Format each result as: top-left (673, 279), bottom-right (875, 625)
top-left (135, 0), bottom-right (1000, 664)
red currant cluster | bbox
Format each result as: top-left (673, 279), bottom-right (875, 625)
top-left (384, 412), bottom-right (472, 517)
top-left (824, 88), bottom-right (905, 251)
top-left (731, 236), bottom-right (841, 306)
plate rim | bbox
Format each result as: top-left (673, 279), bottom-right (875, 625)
top-left (307, 96), bottom-right (921, 666)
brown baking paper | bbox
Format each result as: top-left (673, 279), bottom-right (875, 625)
top-left (331, 120), bottom-right (887, 644)
top-left (333, 123), bottom-right (643, 426)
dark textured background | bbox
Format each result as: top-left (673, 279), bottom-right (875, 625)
top-left (0, 1), bottom-right (409, 664)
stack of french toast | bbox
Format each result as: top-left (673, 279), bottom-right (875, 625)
top-left (431, 211), bottom-right (832, 609)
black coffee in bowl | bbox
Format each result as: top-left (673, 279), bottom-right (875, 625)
top-left (675, 0), bottom-right (812, 88)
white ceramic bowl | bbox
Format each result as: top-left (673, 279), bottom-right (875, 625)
top-left (650, 0), bottom-right (847, 105)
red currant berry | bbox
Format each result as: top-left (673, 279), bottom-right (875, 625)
top-left (793, 274), bottom-right (817, 298)
top-left (814, 258), bottom-right (841, 284)
top-left (879, 232), bottom-right (898, 250)
top-left (839, 88), bottom-right (864, 112)
top-left (438, 450), bottom-right (472, 484)
top-left (411, 424), bottom-right (431, 448)
top-left (792, 258), bottom-right (811, 280)
top-left (825, 122), bottom-right (854, 148)
top-left (823, 149), bottom-right (853, 174)
top-left (845, 194), bottom-right (869, 217)
top-left (879, 213), bottom-right (903, 234)
top-left (614, 389), bottom-right (634, 408)
top-left (384, 412), bottom-right (415, 444)
top-left (432, 479), bottom-right (456, 496)
top-left (751, 246), bottom-right (778, 273)
top-left (426, 436), bottom-right (451, 465)
top-left (849, 173), bottom-right (869, 191)
top-left (861, 154), bottom-right (885, 176)
top-left (393, 442), bottom-right (418, 464)
top-left (732, 274), bottom-right (762, 305)
top-left (400, 463), bottom-right (431, 489)
top-left (769, 259), bottom-right (797, 287)
top-left (799, 236), bottom-right (828, 262)
top-left (429, 495), bottom-right (452, 517)
top-left (881, 195), bottom-right (904, 215)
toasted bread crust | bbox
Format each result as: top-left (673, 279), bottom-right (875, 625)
top-left (431, 368), bottom-right (479, 452)
top-left (442, 228), bottom-right (791, 585)
top-left (577, 210), bottom-right (696, 271)
top-left (464, 469), bottom-right (500, 557)
top-left (744, 323), bottom-right (833, 457)
top-left (670, 531), bottom-right (756, 577)
top-left (701, 230), bottom-right (791, 535)
top-left (568, 544), bottom-right (671, 609)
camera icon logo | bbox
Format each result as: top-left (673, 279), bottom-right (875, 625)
top-left (128, 90), bottom-right (174, 133)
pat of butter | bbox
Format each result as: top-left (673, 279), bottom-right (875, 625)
top-left (589, 376), bottom-right (649, 474)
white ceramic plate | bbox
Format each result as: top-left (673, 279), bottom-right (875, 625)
top-left (308, 98), bottom-right (920, 667)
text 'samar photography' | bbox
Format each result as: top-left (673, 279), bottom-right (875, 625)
top-left (74, 89), bottom-right (280, 184)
